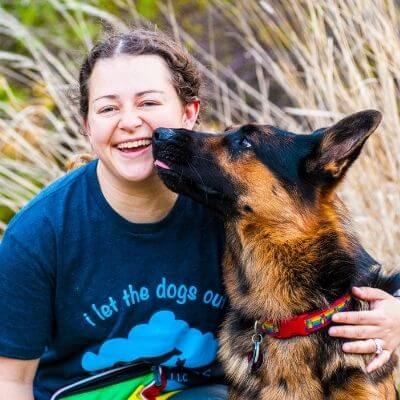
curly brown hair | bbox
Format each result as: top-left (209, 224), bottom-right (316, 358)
top-left (78, 28), bottom-right (202, 122)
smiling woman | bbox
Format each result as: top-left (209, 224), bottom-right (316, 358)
top-left (0, 29), bottom-right (227, 400)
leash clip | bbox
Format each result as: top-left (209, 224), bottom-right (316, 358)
top-left (247, 321), bottom-right (264, 374)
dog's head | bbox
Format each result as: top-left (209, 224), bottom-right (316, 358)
top-left (153, 110), bottom-right (381, 228)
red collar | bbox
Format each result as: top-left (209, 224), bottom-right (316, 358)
top-left (259, 293), bottom-right (352, 339)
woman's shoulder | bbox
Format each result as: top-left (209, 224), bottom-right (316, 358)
top-left (6, 160), bottom-right (97, 234)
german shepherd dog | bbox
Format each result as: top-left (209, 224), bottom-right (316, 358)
top-left (152, 110), bottom-right (399, 399)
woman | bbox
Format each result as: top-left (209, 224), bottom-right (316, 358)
top-left (0, 28), bottom-right (399, 400)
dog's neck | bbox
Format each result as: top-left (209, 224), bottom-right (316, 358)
top-left (223, 204), bottom-right (358, 322)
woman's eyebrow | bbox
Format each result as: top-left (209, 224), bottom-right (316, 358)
top-left (93, 94), bottom-right (117, 103)
top-left (136, 90), bottom-right (165, 97)
top-left (93, 90), bottom-right (164, 103)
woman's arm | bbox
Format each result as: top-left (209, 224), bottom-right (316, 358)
top-left (329, 286), bottom-right (400, 372)
top-left (0, 356), bottom-right (39, 400)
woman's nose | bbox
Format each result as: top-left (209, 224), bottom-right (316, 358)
top-left (118, 110), bottom-right (142, 132)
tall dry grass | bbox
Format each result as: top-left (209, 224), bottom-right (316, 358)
top-left (0, 0), bottom-right (399, 269)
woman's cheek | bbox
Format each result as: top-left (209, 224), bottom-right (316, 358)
top-left (149, 108), bottom-right (184, 130)
top-left (91, 120), bottom-right (117, 144)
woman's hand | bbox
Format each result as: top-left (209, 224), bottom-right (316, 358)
top-left (328, 286), bottom-right (400, 372)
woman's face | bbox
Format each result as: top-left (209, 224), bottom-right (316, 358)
top-left (85, 54), bottom-right (199, 184)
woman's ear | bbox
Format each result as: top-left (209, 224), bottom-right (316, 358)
top-left (82, 119), bottom-right (96, 154)
top-left (182, 99), bottom-right (200, 129)
top-left (83, 119), bottom-right (90, 137)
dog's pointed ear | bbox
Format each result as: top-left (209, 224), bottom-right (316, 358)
top-left (302, 110), bottom-right (382, 188)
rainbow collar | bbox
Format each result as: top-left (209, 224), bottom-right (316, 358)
top-left (259, 293), bottom-right (352, 339)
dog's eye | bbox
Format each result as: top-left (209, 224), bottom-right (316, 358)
top-left (238, 137), bottom-right (252, 148)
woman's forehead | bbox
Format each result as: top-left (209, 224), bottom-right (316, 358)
top-left (88, 54), bottom-right (174, 98)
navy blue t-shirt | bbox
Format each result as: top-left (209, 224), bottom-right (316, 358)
top-left (0, 160), bottom-right (226, 399)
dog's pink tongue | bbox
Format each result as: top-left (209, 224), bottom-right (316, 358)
top-left (154, 160), bottom-right (171, 170)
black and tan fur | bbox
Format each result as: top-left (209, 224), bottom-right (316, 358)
top-left (152, 110), bottom-right (399, 399)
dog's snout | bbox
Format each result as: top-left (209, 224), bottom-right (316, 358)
top-left (153, 128), bottom-right (177, 143)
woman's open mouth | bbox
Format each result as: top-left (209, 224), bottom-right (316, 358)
top-left (116, 139), bottom-right (152, 157)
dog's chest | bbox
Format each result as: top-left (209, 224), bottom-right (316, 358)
top-left (251, 336), bottom-right (324, 395)
top-left (220, 314), bottom-right (343, 399)
top-left (257, 352), bottom-right (323, 400)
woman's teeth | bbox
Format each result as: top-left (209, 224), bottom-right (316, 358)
top-left (117, 139), bottom-right (151, 150)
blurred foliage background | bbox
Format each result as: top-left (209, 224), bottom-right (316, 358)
top-left (0, 0), bottom-right (399, 268)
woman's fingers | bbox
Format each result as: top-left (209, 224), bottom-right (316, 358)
top-left (352, 286), bottom-right (391, 302)
top-left (341, 338), bottom-right (393, 373)
top-left (366, 349), bottom-right (392, 373)
top-left (328, 289), bottom-right (400, 371)
top-left (341, 338), bottom-right (382, 354)
top-left (328, 325), bottom-right (379, 339)
top-left (332, 310), bottom-right (383, 325)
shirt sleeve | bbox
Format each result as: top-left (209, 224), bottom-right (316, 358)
top-left (0, 229), bottom-right (55, 359)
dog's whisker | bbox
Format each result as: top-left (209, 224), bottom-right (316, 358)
top-left (191, 155), bottom-right (213, 162)
top-left (188, 161), bottom-right (209, 203)
top-left (188, 162), bottom-right (206, 187)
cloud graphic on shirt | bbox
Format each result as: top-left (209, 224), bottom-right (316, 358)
top-left (81, 310), bottom-right (218, 372)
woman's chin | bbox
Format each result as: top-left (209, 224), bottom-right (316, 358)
top-left (98, 156), bottom-right (159, 186)
top-left (108, 151), bottom-right (154, 180)
top-left (116, 164), bottom-right (157, 184)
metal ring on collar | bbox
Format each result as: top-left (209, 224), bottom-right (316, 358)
top-left (252, 333), bottom-right (263, 344)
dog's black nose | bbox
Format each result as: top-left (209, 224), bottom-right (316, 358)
top-left (153, 128), bottom-right (176, 142)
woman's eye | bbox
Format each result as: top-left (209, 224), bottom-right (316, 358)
top-left (140, 101), bottom-right (159, 107)
top-left (99, 106), bottom-right (116, 113)
top-left (238, 137), bottom-right (252, 148)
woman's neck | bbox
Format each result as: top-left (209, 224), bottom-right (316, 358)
top-left (96, 161), bottom-right (178, 224)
